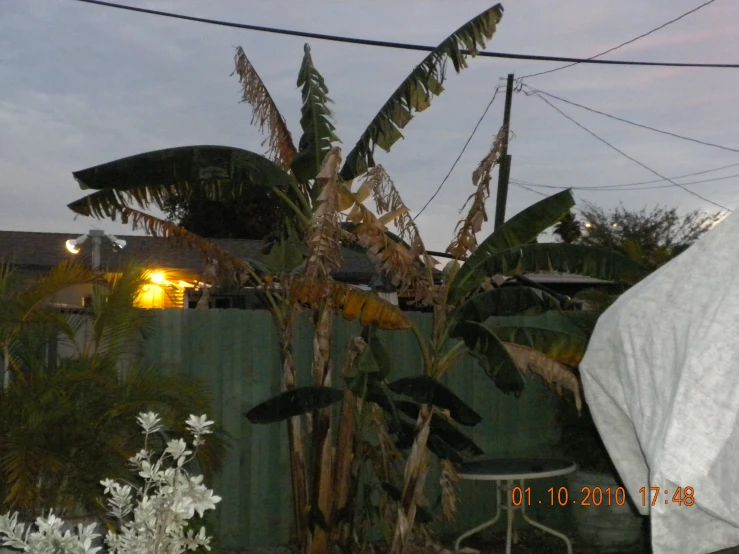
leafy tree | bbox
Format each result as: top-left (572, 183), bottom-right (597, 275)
top-left (574, 202), bottom-right (722, 269)
top-left (553, 210), bottom-right (581, 243)
top-left (163, 182), bottom-right (288, 239)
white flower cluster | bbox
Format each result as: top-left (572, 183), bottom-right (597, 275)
top-left (0, 413), bottom-right (221, 554)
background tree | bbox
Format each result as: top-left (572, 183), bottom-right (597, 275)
top-left (552, 210), bottom-right (581, 243)
top-left (571, 202), bottom-right (722, 269)
top-left (163, 182), bottom-right (288, 239)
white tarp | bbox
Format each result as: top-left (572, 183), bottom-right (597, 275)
top-left (580, 211), bottom-right (739, 554)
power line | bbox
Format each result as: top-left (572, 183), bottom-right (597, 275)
top-left (70, 0), bottom-right (739, 70)
top-left (523, 86), bottom-right (739, 154)
top-left (511, 171), bottom-right (739, 191)
top-left (513, 161), bottom-right (739, 189)
top-left (526, 91), bottom-right (732, 211)
top-left (414, 86), bottom-right (502, 220)
top-left (511, 182), bottom-right (548, 197)
top-left (519, 0), bottom-right (720, 80)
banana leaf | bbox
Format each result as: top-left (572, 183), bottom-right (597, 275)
top-left (291, 44), bottom-right (341, 185)
top-left (244, 386), bottom-right (344, 423)
top-left (387, 376), bottom-right (481, 426)
top-left (478, 311), bottom-right (591, 367)
top-left (68, 145), bottom-right (299, 220)
top-left (450, 190), bottom-right (575, 300)
top-left (340, 4), bottom-right (504, 180)
top-left (451, 285), bottom-right (562, 329)
top-left (395, 401), bottom-right (483, 456)
top-left (453, 322), bottom-right (525, 395)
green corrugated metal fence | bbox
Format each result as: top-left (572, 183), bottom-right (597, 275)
top-left (141, 309), bottom-right (571, 549)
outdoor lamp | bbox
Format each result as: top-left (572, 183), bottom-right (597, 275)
top-left (64, 229), bottom-right (126, 270)
top-left (107, 234), bottom-right (127, 250)
top-left (65, 234), bottom-right (88, 254)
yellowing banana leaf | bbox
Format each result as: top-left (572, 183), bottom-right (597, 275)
top-left (479, 311), bottom-right (591, 367)
top-left (288, 277), bottom-right (412, 330)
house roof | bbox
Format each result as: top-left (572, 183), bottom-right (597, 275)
top-left (0, 230), bottom-right (376, 283)
top-left (0, 230), bottom-right (613, 287)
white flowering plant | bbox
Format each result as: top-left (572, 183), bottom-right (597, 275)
top-left (0, 412), bottom-right (222, 554)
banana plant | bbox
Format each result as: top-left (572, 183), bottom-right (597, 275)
top-left (331, 129), bottom-right (649, 551)
top-left (64, 6), bottom-right (508, 552)
top-left (66, 4), bottom-right (506, 273)
top-left (58, 3), bottom-right (648, 551)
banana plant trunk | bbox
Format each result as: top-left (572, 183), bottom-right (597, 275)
top-left (281, 309), bottom-right (310, 552)
top-left (389, 405), bottom-right (433, 554)
top-left (309, 303), bottom-right (335, 554)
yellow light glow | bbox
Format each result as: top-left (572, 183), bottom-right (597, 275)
top-left (150, 271), bottom-right (165, 284)
top-left (65, 239), bottom-right (81, 254)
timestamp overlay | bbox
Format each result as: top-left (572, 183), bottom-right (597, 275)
top-left (511, 485), bottom-right (695, 507)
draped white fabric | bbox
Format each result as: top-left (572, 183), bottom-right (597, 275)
top-left (580, 211), bottom-right (739, 553)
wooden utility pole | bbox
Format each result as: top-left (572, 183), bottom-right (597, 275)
top-left (494, 73), bottom-right (514, 230)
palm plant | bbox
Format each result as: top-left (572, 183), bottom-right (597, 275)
top-left (0, 261), bottom-right (227, 521)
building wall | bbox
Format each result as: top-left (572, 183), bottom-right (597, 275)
top-left (140, 310), bottom-right (572, 549)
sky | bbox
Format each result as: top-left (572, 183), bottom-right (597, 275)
top-left (2, 0), bottom-right (739, 252)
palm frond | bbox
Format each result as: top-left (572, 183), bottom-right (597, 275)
top-left (233, 47), bottom-right (298, 172)
top-left (446, 127), bottom-right (505, 259)
top-left (290, 44), bottom-right (341, 184)
top-left (340, 4), bottom-right (504, 180)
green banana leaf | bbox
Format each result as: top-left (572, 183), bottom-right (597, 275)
top-left (478, 311), bottom-right (592, 367)
top-left (261, 219), bottom-right (305, 274)
top-left (395, 400), bottom-right (483, 456)
top-left (451, 285), bottom-right (562, 328)
top-left (453, 322), bottom-right (525, 395)
top-left (244, 386), bottom-right (343, 423)
top-left (450, 189), bottom-right (575, 300)
top-left (340, 4), bottom-right (504, 180)
top-left (456, 243), bottom-right (648, 299)
top-left (387, 376), bottom-right (481, 426)
top-left (68, 145), bottom-right (299, 220)
top-left (290, 44), bottom-right (341, 185)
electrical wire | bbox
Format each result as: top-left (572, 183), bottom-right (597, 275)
top-left (70, 0), bottom-right (739, 70)
top-left (511, 182), bottom-right (548, 197)
top-left (511, 173), bottom-right (739, 192)
top-left (519, 0), bottom-right (720, 80)
top-left (523, 86), bottom-right (739, 154)
top-left (526, 91), bottom-right (732, 211)
top-left (413, 86), bottom-right (502, 220)
top-left (513, 161), bottom-right (739, 189)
